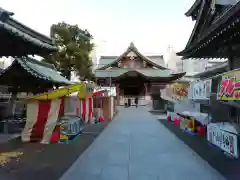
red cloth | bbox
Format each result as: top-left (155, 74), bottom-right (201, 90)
top-left (173, 116), bottom-right (180, 126)
top-left (50, 126), bottom-right (60, 143)
top-left (88, 98), bottom-right (93, 121)
top-left (82, 99), bottom-right (86, 120)
top-left (173, 116), bottom-right (177, 122)
top-left (99, 116), bottom-right (104, 122)
top-left (30, 100), bottom-right (51, 142)
top-left (93, 91), bottom-right (105, 96)
top-left (58, 97), bottom-right (65, 117)
top-left (167, 116), bottom-right (171, 122)
top-left (174, 120), bottom-right (180, 126)
top-left (197, 126), bottom-right (206, 136)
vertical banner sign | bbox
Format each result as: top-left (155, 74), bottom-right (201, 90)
top-left (218, 70), bottom-right (240, 100)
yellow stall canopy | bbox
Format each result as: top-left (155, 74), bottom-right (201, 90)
top-left (29, 82), bottom-right (95, 100)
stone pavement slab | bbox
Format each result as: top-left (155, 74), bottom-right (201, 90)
top-left (59, 107), bottom-right (225, 180)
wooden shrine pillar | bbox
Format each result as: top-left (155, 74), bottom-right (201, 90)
top-left (144, 83), bottom-right (151, 106)
top-left (144, 83), bottom-right (148, 97)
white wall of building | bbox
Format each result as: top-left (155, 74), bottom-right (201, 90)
top-left (183, 58), bottom-right (227, 76)
top-left (164, 46), bottom-right (183, 73)
top-left (183, 58), bottom-right (208, 76)
top-left (163, 46), bottom-right (226, 76)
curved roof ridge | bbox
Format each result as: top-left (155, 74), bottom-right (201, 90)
top-left (185, 0), bottom-right (202, 17)
top-left (21, 57), bottom-right (57, 70)
top-left (185, 0), bottom-right (206, 48)
top-left (0, 7), bottom-right (54, 45)
top-left (0, 57), bottom-right (70, 85)
top-left (97, 42), bottom-right (168, 70)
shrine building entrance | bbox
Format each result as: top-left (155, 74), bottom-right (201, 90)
top-left (117, 71), bottom-right (146, 96)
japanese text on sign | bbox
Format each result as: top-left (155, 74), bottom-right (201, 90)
top-left (188, 79), bottom-right (212, 100)
top-left (217, 70), bottom-right (240, 100)
top-left (218, 78), bottom-right (240, 100)
top-left (207, 124), bottom-right (238, 158)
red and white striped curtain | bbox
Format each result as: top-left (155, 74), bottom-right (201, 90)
top-left (80, 97), bottom-right (93, 124)
top-left (21, 98), bottom-right (64, 143)
top-left (22, 96), bottom-right (96, 144)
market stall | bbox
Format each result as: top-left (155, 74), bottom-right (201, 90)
top-left (161, 82), bottom-right (189, 121)
top-left (92, 90), bottom-right (106, 123)
top-left (94, 87), bottom-right (117, 121)
top-left (203, 69), bottom-right (240, 158)
top-left (21, 82), bottom-right (97, 144)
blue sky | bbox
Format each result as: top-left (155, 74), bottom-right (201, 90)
top-left (1, 0), bottom-right (195, 57)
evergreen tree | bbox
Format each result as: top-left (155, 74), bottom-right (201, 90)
top-left (43, 22), bottom-right (94, 80)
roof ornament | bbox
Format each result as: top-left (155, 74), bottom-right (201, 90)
top-left (129, 56), bottom-right (135, 60)
top-left (129, 42), bottom-right (137, 50)
top-left (0, 8), bottom-right (14, 22)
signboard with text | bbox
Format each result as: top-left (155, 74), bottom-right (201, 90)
top-left (188, 79), bottom-right (212, 100)
top-left (58, 116), bottom-right (82, 136)
top-left (78, 83), bottom-right (94, 99)
top-left (217, 70), bottom-right (240, 100)
top-left (162, 83), bottom-right (189, 102)
top-left (207, 123), bottom-right (239, 158)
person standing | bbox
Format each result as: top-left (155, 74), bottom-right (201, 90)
top-left (128, 98), bottom-right (131, 107)
top-left (134, 97), bottom-right (138, 108)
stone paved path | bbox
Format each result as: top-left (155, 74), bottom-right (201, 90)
top-left (59, 107), bottom-right (225, 180)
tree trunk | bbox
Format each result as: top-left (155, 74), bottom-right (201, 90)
top-left (66, 69), bottom-right (71, 80)
top-left (65, 65), bottom-right (72, 80)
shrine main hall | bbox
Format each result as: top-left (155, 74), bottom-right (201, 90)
top-left (95, 42), bottom-right (185, 106)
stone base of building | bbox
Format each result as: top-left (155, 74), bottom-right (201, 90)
top-left (119, 95), bottom-right (151, 106)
